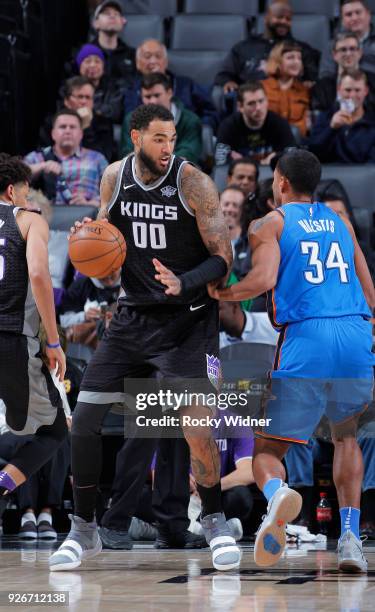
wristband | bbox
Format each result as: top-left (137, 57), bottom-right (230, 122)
top-left (179, 255), bottom-right (228, 295)
top-left (46, 341), bottom-right (60, 349)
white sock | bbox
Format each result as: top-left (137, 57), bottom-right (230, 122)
top-left (37, 512), bottom-right (52, 525)
top-left (21, 511), bottom-right (36, 526)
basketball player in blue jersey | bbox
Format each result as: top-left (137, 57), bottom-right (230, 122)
top-left (0, 154), bottom-right (67, 501)
top-left (210, 149), bottom-right (375, 573)
top-left (50, 105), bottom-right (241, 572)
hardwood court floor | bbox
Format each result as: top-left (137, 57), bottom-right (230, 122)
top-left (0, 538), bottom-right (373, 611)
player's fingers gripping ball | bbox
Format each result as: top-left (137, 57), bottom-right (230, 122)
top-left (68, 220), bottom-right (126, 278)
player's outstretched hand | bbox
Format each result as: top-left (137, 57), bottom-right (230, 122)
top-left (153, 258), bottom-right (182, 296)
top-left (46, 346), bottom-right (66, 382)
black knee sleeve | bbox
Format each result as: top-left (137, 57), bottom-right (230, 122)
top-left (71, 402), bottom-right (112, 487)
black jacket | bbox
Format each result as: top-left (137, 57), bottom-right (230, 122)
top-left (311, 71), bottom-right (375, 113)
top-left (91, 35), bottom-right (136, 81)
top-left (215, 34), bottom-right (320, 86)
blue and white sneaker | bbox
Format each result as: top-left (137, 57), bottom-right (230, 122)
top-left (254, 485), bottom-right (302, 567)
top-left (49, 515), bottom-right (102, 571)
top-left (338, 530), bottom-right (368, 573)
top-left (200, 512), bottom-right (241, 571)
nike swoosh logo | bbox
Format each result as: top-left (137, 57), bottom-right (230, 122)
top-left (123, 183), bottom-right (135, 190)
top-left (190, 304), bottom-right (205, 311)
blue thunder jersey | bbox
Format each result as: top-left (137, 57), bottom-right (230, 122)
top-left (267, 202), bottom-right (371, 328)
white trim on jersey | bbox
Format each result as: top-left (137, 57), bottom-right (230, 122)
top-left (131, 154), bottom-right (175, 191)
top-left (107, 155), bottom-right (129, 212)
top-left (176, 160), bottom-right (195, 217)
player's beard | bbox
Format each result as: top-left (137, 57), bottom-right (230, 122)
top-left (139, 147), bottom-right (168, 177)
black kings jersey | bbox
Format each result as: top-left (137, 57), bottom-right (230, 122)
top-left (108, 154), bottom-right (210, 305)
top-left (0, 203), bottom-right (39, 336)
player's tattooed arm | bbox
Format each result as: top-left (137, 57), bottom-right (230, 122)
top-left (181, 165), bottom-right (233, 286)
top-left (97, 161), bottom-right (122, 220)
top-left (210, 211), bottom-right (283, 301)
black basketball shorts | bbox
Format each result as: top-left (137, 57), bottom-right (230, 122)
top-left (78, 299), bottom-right (220, 406)
top-left (0, 332), bottom-right (61, 435)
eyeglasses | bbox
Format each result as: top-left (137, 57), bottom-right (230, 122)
top-left (335, 46), bottom-right (360, 53)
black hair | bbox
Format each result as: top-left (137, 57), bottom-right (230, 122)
top-left (141, 72), bottom-right (172, 91)
top-left (227, 157), bottom-right (259, 182)
top-left (0, 153), bottom-right (32, 193)
top-left (237, 80), bottom-right (265, 104)
top-left (52, 107), bottom-right (83, 128)
top-left (342, 0), bottom-right (369, 10)
top-left (63, 76), bottom-right (94, 99)
top-left (276, 149), bottom-right (321, 196)
top-left (129, 103), bottom-right (174, 131)
top-left (245, 178), bottom-right (275, 225)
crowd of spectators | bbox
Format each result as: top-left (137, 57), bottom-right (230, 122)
top-left (1, 0), bottom-right (375, 543)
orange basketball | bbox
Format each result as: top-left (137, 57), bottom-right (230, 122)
top-left (68, 220), bottom-right (126, 278)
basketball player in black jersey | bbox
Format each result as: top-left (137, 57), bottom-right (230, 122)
top-left (0, 154), bottom-right (67, 501)
top-left (50, 105), bottom-right (241, 572)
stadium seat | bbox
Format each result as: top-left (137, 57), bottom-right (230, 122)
top-left (265, 0), bottom-right (338, 18)
top-left (168, 50), bottom-right (227, 86)
top-left (255, 14), bottom-right (330, 54)
top-left (118, 0), bottom-right (177, 15)
top-left (184, 0), bottom-right (258, 16)
top-left (320, 165), bottom-right (375, 213)
top-left (120, 14), bottom-right (164, 47)
top-left (212, 163), bottom-right (229, 193)
top-left (49, 205), bottom-right (99, 231)
top-left (170, 15), bottom-right (247, 51)
top-left (221, 342), bottom-right (275, 380)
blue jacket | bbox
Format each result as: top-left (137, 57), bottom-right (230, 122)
top-left (308, 106), bottom-right (375, 164)
top-left (123, 71), bottom-right (218, 129)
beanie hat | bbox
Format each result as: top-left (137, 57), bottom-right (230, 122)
top-left (76, 44), bottom-right (105, 69)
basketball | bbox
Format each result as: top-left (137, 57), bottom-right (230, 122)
top-left (68, 220), bottom-right (126, 278)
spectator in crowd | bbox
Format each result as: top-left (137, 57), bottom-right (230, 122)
top-left (319, 191), bottom-right (375, 278)
top-left (120, 73), bottom-right (202, 164)
top-left (215, 81), bottom-right (295, 166)
top-left (313, 32), bottom-right (375, 112)
top-left (189, 413), bottom-right (255, 541)
top-left (262, 41), bottom-right (311, 137)
top-left (220, 186), bottom-right (250, 280)
top-left (59, 268), bottom-right (121, 357)
top-left (76, 44), bottom-right (126, 123)
top-left (24, 109), bottom-right (107, 206)
top-left (308, 70), bottom-right (375, 163)
top-left (227, 158), bottom-right (259, 198)
top-left (214, 1), bottom-right (320, 95)
top-left (39, 76), bottom-right (114, 162)
top-left (122, 39), bottom-right (218, 129)
top-left (248, 177), bottom-right (277, 224)
top-left (91, 0), bottom-right (135, 81)
top-left (324, 194), bottom-right (352, 219)
top-left (320, 0), bottom-right (375, 78)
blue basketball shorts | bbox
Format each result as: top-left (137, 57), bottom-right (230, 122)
top-left (256, 315), bottom-right (374, 444)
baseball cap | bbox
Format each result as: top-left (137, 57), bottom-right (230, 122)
top-left (94, 1), bottom-right (124, 20)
